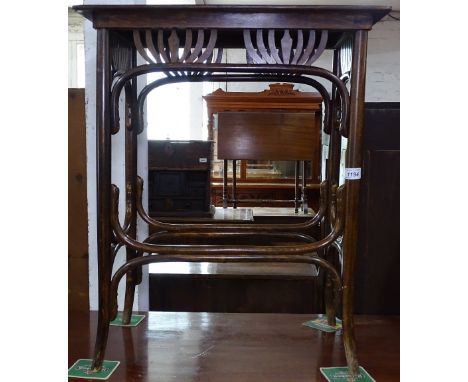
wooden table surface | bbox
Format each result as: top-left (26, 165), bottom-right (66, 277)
top-left (69, 311), bottom-right (399, 381)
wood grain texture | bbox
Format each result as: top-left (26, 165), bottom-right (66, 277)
top-left (69, 311), bottom-right (400, 382)
top-left (74, 5), bottom-right (390, 31)
top-left (217, 112), bottom-right (319, 161)
top-left (68, 89), bottom-right (89, 313)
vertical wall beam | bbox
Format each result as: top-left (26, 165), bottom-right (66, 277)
top-left (341, 29), bottom-right (368, 379)
top-left (91, 28), bottom-right (112, 372)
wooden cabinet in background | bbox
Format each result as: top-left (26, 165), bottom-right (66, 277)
top-left (203, 83), bottom-right (323, 209)
top-left (148, 140), bottom-right (214, 217)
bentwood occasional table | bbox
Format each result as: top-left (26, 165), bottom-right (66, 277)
top-left (73, 5), bottom-right (391, 380)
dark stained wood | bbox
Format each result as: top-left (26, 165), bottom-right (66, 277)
top-left (92, 28), bottom-right (112, 372)
top-left (148, 140), bottom-right (214, 216)
top-left (148, 140), bottom-right (213, 170)
top-left (341, 29), bottom-right (369, 378)
top-left (122, 45), bottom-right (139, 326)
top-left (74, 5), bottom-right (390, 32)
top-left (356, 103), bottom-right (400, 314)
top-left (69, 311), bottom-right (400, 382)
top-left (150, 275), bottom-right (322, 314)
top-left (68, 88), bottom-right (89, 313)
top-left (217, 112), bottom-right (319, 161)
top-left (74, 3), bottom-right (391, 373)
top-left (149, 262), bottom-right (322, 313)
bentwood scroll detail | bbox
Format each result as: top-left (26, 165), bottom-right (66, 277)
top-left (244, 29), bottom-right (328, 65)
top-left (133, 29), bottom-right (223, 65)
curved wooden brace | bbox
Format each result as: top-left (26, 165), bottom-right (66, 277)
top-left (243, 30), bottom-right (265, 64)
top-left (195, 30), bottom-right (217, 63)
top-left (156, 30), bottom-right (171, 63)
top-left (186, 29), bottom-right (205, 63)
top-left (268, 30), bottom-right (282, 64)
top-left (305, 30), bottom-right (328, 66)
top-left (111, 242), bottom-right (123, 264)
top-left (137, 230), bottom-right (317, 245)
top-left (134, 73), bottom-right (332, 138)
top-left (132, 30), bottom-right (154, 64)
top-left (110, 252), bottom-right (343, 321)
top-left (214, 48), bottom-right (224, 64)
top-left (111, 183), bottom-right (345, 256)
top-left (256, 30), bottom-right (275, 64)
top-left (109, 64), bottom-right (349, 137)
top-left (136, 175), bottom-right (328, 234)
top-left (298, 30), bottom-right (316, 65)
top-left (179, 29), bottom-right (193, 62)
top-left (290, 30), bottom-right (304, 65)
top-left (145, 30), bottom-right (162, 64)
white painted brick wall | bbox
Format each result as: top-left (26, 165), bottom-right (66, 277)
top-left (366, 16), bottom-right (400, 101)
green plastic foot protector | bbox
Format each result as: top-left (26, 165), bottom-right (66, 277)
top-left (110, 312), bottom-right (145, 327)
top-left (68, 359), bottom-right (120, 380)
top-left (320, 366), bottom-right (376, 382)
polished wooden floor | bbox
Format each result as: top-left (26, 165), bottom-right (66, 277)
top-left (69, 311), bottom-right (399, 381)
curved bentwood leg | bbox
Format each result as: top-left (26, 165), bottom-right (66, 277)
top-left (91, 29), bottom-right (112, 373)
top-left (342, 30), bottom-right (369, 381)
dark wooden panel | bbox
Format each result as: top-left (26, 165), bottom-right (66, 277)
top-left (69, 311), bottom-right (400, 382)
top-left (217, 112), bottom-right (319, 161)
top-left (148, 140), bottom-right (213, 170)
top-left (68, 88), bottom-right (89, 313)
top-left (149, 259), bottom-right (322, 314)
top-left (355, 103), bottom-right (400, 314)
top-left (363, 102), bottom-right (400, 150)
top-left (356, 150), bottom-right (400, 314)
top-left (149, 275), bottom-right (322, 314)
